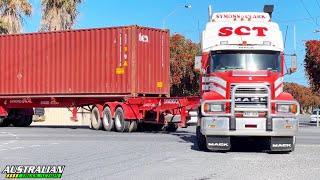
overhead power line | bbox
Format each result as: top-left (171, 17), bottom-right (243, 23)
top-left (316, 0), bottom-right (320, 10)
top-left (299, 0), bottom-right (319, 26)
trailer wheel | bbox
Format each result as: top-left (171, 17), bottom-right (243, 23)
top-left (102, 106), bottom-right (114, 131)
top-left (114, 107), bottom-right (129, 132)
top-left (90, 107), bottom-right (102, 130)
top-left (0, 117), bottom-right (11, 127)
top-left (23, 116), bottom-right (33, 127)
top-left (129, 121), bottom-right (138, 132)
top-left (196, 126), bottom-right (208, 151)
top-left (12, 115), bottom-right (32, 127)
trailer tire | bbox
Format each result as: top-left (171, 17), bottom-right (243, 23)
top-left (129, 121), bottom-right (138, 132)
top-left (23, 116), bottom-right (33, 127)
top-left (12, 115), bottom-right (32, 127)
top-left (91, 107), bottom-right (102, 130)
top-left (114, 107), bottom-right (129, 132)
top-left (102, 106), bottom-right (114, 131)
top-left (0, 117), bottom-right (11, 127)
top-left (196, 126), bottom-right (208, 151)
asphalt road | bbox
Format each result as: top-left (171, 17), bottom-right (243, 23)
top-left (0, 124), bottom-right (320, 180)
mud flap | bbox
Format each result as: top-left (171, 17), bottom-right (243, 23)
top-left (206, 136), bottom-right (231, 151)
top-left (270, 137), bottom-right (294, 152)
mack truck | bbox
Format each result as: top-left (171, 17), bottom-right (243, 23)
top-left (194, 5), bottom-right (300, 152)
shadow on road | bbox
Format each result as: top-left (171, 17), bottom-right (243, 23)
top-left (28, 125), bottom-right (88, 129)
top-left (170, 129), bottom-right (272, 153)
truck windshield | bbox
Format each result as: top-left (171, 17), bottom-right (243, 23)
top-left (210, 50), bottom-right (281, 72)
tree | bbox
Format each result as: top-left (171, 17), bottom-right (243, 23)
top-left (170, 34), bottom-right (200, 96)
top-left (0, 21), bottom-right (8, 34)
top-left (305, 40), bottom-right (320, 93)
top-left (0, 0), bottom-right (32, 34)
top-left (40, 0), bottom-right (82, 31)
top-left (284, 82), bottom-right (320, 113)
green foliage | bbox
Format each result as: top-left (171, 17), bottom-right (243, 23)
top-left (0, 20), bottom-right (8, 34)
top-left (170, 34), bottom-right (200, 96)
top-left (40, 0), bottom-right (82, 31)
top-left (0, 0), bottom-right (32, 34)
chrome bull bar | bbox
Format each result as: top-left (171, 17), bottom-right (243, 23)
top-left (201, 84), bottom-right (300, 131)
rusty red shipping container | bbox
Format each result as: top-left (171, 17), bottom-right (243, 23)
top-left (0, 26), bottom-right (170, 97)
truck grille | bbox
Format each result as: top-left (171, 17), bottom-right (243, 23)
top-left (231, 84), bottom-right (270, 110)
top-left (230, 85), bottom-right (269, 95)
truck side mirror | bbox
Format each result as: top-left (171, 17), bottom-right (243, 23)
top-left (288, 54), bottom-right (297, 74)
top-left (194, 56), bottom-right (202, 72)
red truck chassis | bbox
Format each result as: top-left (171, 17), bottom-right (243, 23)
top-left (0, 95), bottom-right (200, 132)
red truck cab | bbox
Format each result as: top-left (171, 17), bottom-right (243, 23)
top-left (195, 6), bottom-right (299, 152)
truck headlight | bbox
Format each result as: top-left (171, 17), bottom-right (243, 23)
top-left (203, 103), bottom-right (224, 113)
top-left (277, 104), bottom-right (297, 113)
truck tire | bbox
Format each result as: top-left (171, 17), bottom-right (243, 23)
top-left (90, 107), bottom-right (102, 130)
top-left (291, 136), bottom-right (296, 152)
top-left (164, 123), bottom-right (178, 132)
top-left (0, 117), bottom-right (11, 127)
top-left (102, 106), bottom-right (114, 131)
top-left (12, 115), bottom-right (32, 127)
top-left (114, 107), bottom-right (129, 132)
top-left (196, 126), bottom-right (208, 151)
top-left (129, 121), bottom-right (138, 132)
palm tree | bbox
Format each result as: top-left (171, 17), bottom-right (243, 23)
top-left (40, 0), bottom-right (82, 31)
top-left (0, 0), bottom-right (32, 34)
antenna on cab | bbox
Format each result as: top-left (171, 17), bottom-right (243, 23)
top-left (208, 5), bottom-right (212, 21)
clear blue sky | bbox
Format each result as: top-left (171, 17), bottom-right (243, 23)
top-left (24, 0), bottom-right (320, 86)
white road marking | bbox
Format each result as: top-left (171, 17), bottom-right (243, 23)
top-left (30, 145), bottom-right (41, 147)
top-left (8, 133), bottom-right (17, 137)
top-left (50, 143), bottom-right (59, 145)
top-left (0, 149), bottom-right (8, 151)
top-left (10, 147), bottom-right (23, 150)
top-left (297, 144), bottom-right (320, 147)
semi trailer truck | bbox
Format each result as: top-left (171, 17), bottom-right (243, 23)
top-left (195, 5), bottom-right (300, 152)
top-left (0, 26), bottom-right (199, 132)
top-left (0, 5), bottom-right (300, 152)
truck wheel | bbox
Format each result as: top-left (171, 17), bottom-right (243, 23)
top-left (90, 107), bottom-right (102, 130)
top-left (102, 106), bottom-right (114, 131)
top-left (290, 136), bottom-right (296, 152)
top-left (114, 107), bottom-right (129, 132)
top-left (164, 123), bottom-right (178, 132)
top-left (196, 126), bottom-right (208, 151)
top-left (0, 117), bottom-right (11, 127)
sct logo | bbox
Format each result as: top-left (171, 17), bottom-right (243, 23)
top-left (139, 33), bottom-right (149, 43)
top-left (208, 143), bottom-right (229, 147)
top-left (218, 26), bottom-right (268, 37)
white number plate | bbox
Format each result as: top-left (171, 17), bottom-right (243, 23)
top-left (243, 111), bottom-right (259, 117)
